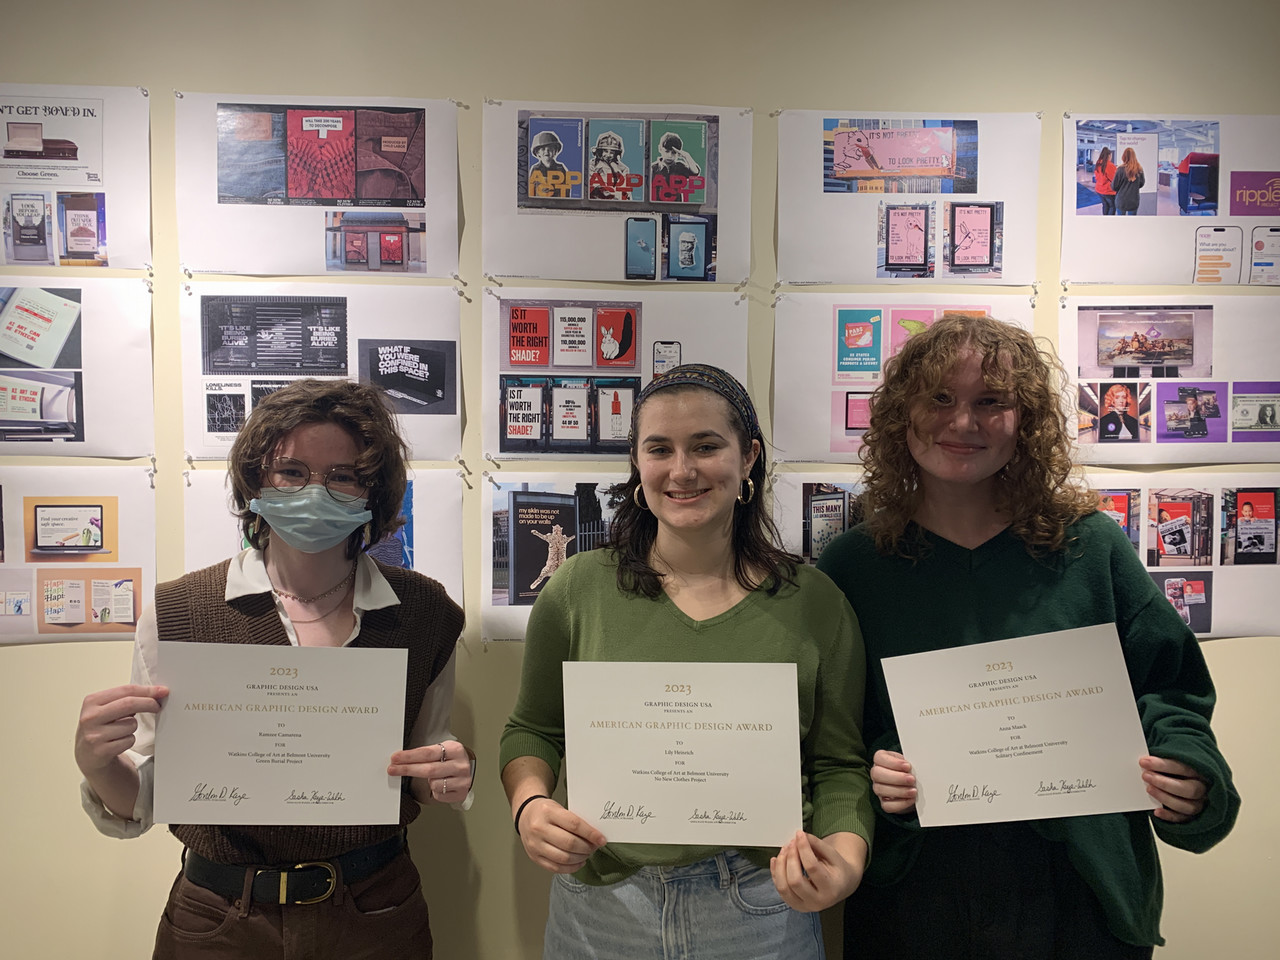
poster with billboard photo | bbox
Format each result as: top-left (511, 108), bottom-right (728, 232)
top-left (482, 100), bottom-right (750, 283)
top-left (776, 110), bottom-right (1038, 284)
top-left (180, 282), bottom-right (460, 460)
top-left (0, 465), bottom-right (155, 644)
top-left (769, 472), bottom-right (865, 567)
top-left (482, 288), bottom-right (746, 459)
top-left (0, 278), bottom-right (153, 457)
top-left (183, 467), bottom-right (463, 604)
top-left (480, 472), bottom-right (625, 641)
top-left (1061, 114), bottom-right (1280, 284)
top-left (174, 91), bottom-right (457, 276)
top-left (1061, 297), bottom-right (1280, 464)
top-left (0, 84), bottom-right (151, 268)
top-left (773, 293), bottom-right (1032, 463)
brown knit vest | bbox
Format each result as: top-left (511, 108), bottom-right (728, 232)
top-left (156, 559), bottom-right (463, 865)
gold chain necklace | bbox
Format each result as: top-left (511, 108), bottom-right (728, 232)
top-left (271, 562), bottom-right (357, 604)
top-left (287, 581), bottom-right (355, 624)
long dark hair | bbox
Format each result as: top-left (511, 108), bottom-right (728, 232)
top-left (1094, 146), bottom-right (1113, 172)
top-left (608, 382), bottom-right (797, 598)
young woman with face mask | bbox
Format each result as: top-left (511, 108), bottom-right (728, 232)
top-left (74, 379), bottom-right (470, 959)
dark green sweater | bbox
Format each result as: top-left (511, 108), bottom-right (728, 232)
top-left (500, 548), bottom-right (875, 885)
top-left (818, 512), bottom-right (1239, 947)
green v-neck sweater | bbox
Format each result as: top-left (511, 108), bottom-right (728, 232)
top-left (817, 511), bottom-right (1240, 947)
top-left (499, 548), bottom-right (875, 885)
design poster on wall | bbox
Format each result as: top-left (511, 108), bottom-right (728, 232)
top-left (175, 92), bottom-right (458, 277)
top-left (0, 84), bottom-right (151, 269)
top-left (0, 277), bottom-right (153, 457)
top-left (772, 293), bottom-right (1033, 463)
top-left (480, 472), bottom-right (625, 641)
top-left (180, 282), bottom-right (460, 460)
top-left (770, 472), bottom-right (865, 567)
top-left (482, 288), bottom-right (747, 459)
top-left (0, 466), bottom-right (155, 644)
top-left (776, 110), bottom-right (1039, 284)
top-left (482, 100), bottom-right (751, 282)
top-left (183, 467), bottom-right (463, 604)
top-left (1061, 297), bottom-right (1280, 464)
top-left (1078, 470), bottom-right (1279, 638)
top-left (1061, 115), bottom-right (1280, 284)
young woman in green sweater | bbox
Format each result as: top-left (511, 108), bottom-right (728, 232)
top-left (501, 364), bottom-right (874, 960)
top-left (818, 314), bottom-right (1239, 958)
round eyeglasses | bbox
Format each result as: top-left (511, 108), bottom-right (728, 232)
top-left (262, 458), bottom-right (370, 503)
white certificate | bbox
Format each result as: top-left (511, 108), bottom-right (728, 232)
top-left (563, 661), bottom-right (801, 846)
top-left (882, 624), bottom-right (1158, 827)
top-left (154, 643), bottom-right (407, 826)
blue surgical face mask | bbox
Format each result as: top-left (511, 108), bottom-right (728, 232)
top-left (249, 485), bottom-right (373, 554)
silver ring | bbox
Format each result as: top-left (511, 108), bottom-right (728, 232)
top-left (440, 778), bottom-right (448, 796)
top-left (440, 745), bottom-right (447, 763)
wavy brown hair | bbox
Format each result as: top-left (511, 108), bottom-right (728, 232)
top-left (1121, 147), bottom-right (1143, 179)
top-left (860, 314), bottom-right (1096, 557)
top-left (608, 383), bottom-right (797, 598)
top-left (228, 379), bottom-right (409, 559)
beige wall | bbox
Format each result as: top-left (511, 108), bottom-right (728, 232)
top-left (1, 1), bottom-right (1276, 956)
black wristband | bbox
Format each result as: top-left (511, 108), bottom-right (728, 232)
top-left (514, 794), bottom-right (551, 835)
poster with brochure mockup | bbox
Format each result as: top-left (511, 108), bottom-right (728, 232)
top-left (0, 83), bottom-right (151, 269)
top-left (0, 277), bottom-right (153, 457)
top-left (175, 92), bottom-right (458, 277)
top-left (776, 110), bottom-right (1040, 285)
top-left (180, 281), bottom-right (460, 461)
top-left (482, 100), bottom-right (751, 283)
top-left (0, 465), bottom-right (155, 644)
top-left (1061, 115), bottom-right (1280, 285)
top-left (482, 288), bottom-right (747, 459)
top-left (772, 293), bottom-right (1034, 463)
top-left (183, 467), bottom-right (463, 605)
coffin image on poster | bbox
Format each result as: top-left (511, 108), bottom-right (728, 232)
top-left (506, 490), bottom-right (578, 606)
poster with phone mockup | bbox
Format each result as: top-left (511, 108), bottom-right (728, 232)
top-left (1061, 114), bottom-right (1280, 284)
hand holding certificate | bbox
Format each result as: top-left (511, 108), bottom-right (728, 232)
top-left (154, 643), bottom-right (407, 826)
top-left (881, 623), bottom-right (1159, 827)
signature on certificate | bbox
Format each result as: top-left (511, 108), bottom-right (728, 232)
top-left (1035, 778), bottom-right (1097, 796)
top-left (190, 783), bottom-right (251, 806)
top-left (599, 801), bottom-right (655, 824)
top-left (688, 807), bottom-right (748, 823)
top-left (946, 784), bottom-right (1001, 804)
top-left (285, 789), bottom-right (348, 803)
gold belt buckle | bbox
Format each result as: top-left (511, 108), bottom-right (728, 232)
top-left (266, 861), bottom-right (338, 905)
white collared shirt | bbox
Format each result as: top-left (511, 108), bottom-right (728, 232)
top-left (81, 549), bottom-right (469, 836)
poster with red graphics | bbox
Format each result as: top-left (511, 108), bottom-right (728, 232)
top-left (508, 305), bottom-right (550, 365)
top-left (594, 307), bottom-right (636, 367)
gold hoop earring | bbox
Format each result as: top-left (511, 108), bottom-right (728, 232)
top-left (737, 478), bottom-right (755, 505)
top-left (633, 486), bottom-right (650, 511)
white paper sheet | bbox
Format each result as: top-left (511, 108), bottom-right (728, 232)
top-left (179, 281), bottom-right (460, 460)
top-left (777, 110), bottom-right (1040, 285)
top-left (883, 624), bottom-right (1157, 827)
top-left (154, 643), bottom-right (407, 825)
top-left (482, 100), bottom-right (751, 283)
top-left (564, 661), bottom-right (802, 845)
top-left (175, 92), bottom-right (458, 277)
top-left (0, 465), bottom-right (156, 644)
top-left (482, 287), bottom-right (747, 460)
top-left (0, 84), bottom-right (151, 269)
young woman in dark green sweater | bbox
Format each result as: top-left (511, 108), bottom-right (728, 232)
top-left (818, 314), bottom-right (1239, 959)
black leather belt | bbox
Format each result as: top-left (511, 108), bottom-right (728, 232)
top-left (183, 832), bottom-right (404, 905)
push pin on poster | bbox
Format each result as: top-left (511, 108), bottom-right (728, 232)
top-left (457, 470), bottom-right (472, 490)
top-left (484, 452), bottom-right (502, 469)
top-left (482, 470), bottom-right (500, 489)
top-left (453, 454), bottom-right (472, 476)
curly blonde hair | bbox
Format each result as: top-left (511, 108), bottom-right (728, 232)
top-left (860, 313), bottom-right (1096, 556)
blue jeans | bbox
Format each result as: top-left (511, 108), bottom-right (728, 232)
top-left (1100, 195), bottom-right (1116, 215)
top-left (543, 851), bottom-right (824, 960)
top-left (216, 106), bottom-right (287, 202)
top-left (1119, 208), bottom-right (1138, 215)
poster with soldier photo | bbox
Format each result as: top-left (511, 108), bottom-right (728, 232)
top-left (488, 100), bottom-right (748, 283)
